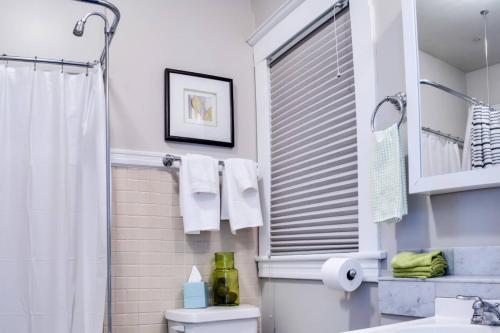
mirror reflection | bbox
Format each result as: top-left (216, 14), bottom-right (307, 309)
top-left (416, 0), bottom-right (500, 177)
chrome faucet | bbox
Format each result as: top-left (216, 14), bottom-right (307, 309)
top-left (457, 295), bottom-right (500, 326)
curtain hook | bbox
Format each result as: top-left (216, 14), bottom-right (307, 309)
top-left (86, 62), bottom-right (90, 77)
top-left (61, 59), bottom-right (64, 74)
top-left (34, 56), bottom-right (37, 71)
top-left (2, 54), bottom-right (8, 67)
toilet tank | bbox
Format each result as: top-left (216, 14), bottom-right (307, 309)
top-left (165, 304), bottom-right (260, 333)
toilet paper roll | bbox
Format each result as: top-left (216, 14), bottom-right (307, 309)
top-left (321, 257), bottom-right (363, 292)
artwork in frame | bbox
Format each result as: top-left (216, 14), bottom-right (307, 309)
top-left (165, 68), bottom-right (234, 147)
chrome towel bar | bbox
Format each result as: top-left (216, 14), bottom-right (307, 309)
top-left (163, 154), bottom-right (225, 168)
top-left (371, 92), bottom-right (407, 132)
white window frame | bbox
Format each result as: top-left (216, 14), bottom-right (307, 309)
top-left (248, 0), bottom-right (385, 282)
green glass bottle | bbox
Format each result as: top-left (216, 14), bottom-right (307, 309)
top-left (212, 252), bottom-right (239, 306)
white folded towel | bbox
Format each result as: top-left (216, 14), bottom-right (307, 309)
top-left (371, 124), bottom-right (408, 223)
top-left (180, 154), bottom-right (220, 234)
top-left (221, 158), bottom-right (263, 234)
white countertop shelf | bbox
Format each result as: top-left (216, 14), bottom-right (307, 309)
top-left (379, 275), bottom-right (500, 284)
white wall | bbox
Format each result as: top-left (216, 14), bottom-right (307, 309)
top-left (352, 0), bottom-right (500, 292)
top-left (110, 0), bottom-right (257, 160)
top-left (360, 0), bottom-right (500, 322)
top-left (251, 0), bottom-right (289, 27)
top-left (419, 51), bottom-right (468, 139)
top-left (466, 62), bottom-right (500, 107)
top-left (4, 0), bottom-right (500, 332)
top-left (0, 0), bottom-right (257, 161)
top-left (261, 280), bottom-right (380, 333)
top-left (0, 0), bottom-right (104, 63)
top-left (1, 3), bottom-right (259, 332)
top-left (257, 0), bottom-right (500, 332)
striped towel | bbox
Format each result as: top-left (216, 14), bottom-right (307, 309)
top-left (471, 105), bottom-right (500, 168)
top-left (492, 108), bottom-right (500, 165)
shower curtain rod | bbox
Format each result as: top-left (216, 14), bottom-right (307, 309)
top-left (420, 79), bottom-right (496, 112)
top-left (0, 54), bottom-right (96, 68)
top-left (421, 126), bottom-right (464, 148)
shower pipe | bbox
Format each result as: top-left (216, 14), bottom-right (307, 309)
top-left (1, 2), bottom-right (120, 333)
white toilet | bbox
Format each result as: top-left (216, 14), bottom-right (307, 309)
top-left (165, 304), bottom-right (260, 333)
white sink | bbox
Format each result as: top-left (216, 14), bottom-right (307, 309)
top-left (343, 298), bottom-right (500, 333)
top-left (396, 324), bottom-right (498, 333)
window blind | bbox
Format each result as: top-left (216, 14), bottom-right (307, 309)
top-left (269, 7), bottom-right (358, 256)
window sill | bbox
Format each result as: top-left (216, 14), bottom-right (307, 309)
top-left (255, 251), bottom-right (387, 282)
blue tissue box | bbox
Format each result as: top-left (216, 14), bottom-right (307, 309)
top-left (183, 282), bottom-right (209, 309)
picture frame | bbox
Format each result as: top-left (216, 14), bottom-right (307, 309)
top-left (165, 68), bottom-right (235, 147)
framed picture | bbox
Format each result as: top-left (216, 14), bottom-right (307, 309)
top-left (165, 68), bottom-right (234, 147)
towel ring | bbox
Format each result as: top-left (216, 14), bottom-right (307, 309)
top-left (371, 92), bottom-right (407, 132)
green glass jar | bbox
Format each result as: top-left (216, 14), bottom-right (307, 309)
top-left (212, 252), bottom-right (239, 306)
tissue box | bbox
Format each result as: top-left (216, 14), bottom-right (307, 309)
top-left (183, 282), bottom-right (209, 309)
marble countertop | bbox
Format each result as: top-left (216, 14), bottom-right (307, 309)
top-left (379, 275), bottom-right (500, 284)
top-left (343, 298), bottom-right (500, 333)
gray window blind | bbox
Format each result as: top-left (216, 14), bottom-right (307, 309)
top-left (269, 7), bottom-right (358, 256)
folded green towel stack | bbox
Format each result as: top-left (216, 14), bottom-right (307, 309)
top-left (391, 250), bottom-right (448, 279)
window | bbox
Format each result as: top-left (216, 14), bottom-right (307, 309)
top-left (268, 8), bottom-right (359, 256)
top-left (251, 0), bottom-right (383, 280)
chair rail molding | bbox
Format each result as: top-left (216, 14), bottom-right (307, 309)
top-left (111, 149), bottom-right (166, 168)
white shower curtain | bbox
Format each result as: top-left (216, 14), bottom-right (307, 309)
top-left (421, 132), bottom-right (461, 177)
top-left (0, 65), bottom-right (107, 333)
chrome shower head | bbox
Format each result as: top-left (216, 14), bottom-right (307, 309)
top-left (73, 19), bottom-right (86, 37)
